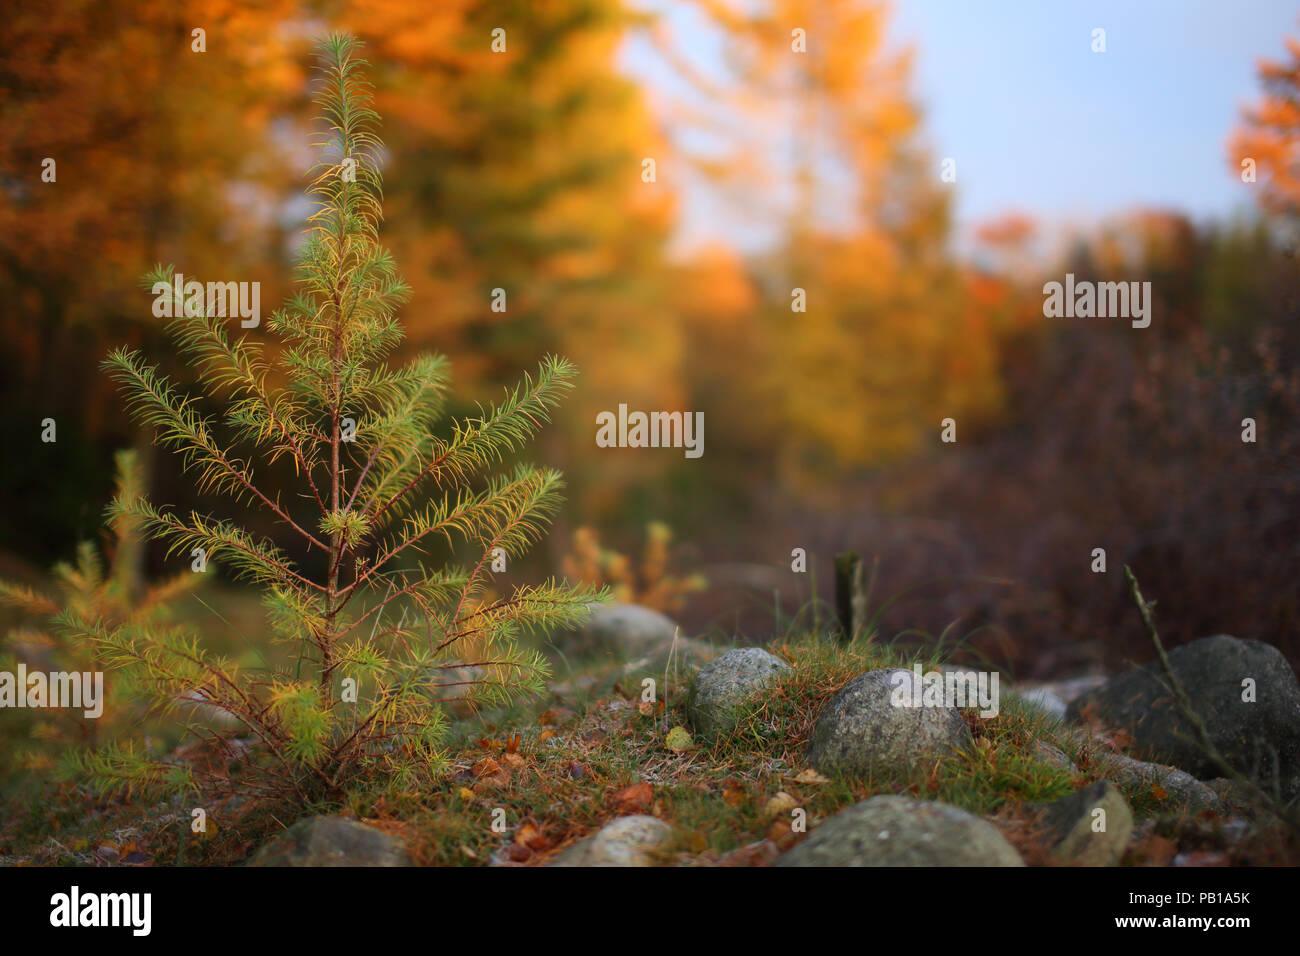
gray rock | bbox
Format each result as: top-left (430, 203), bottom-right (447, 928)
top-left (1039, 780), bottom-right (1133, 866)
top-left (550, 815), bottom-right (672, 866)
top-left (1097, 752), bottom-right (1221, 814)
top-left (1015, 676), bottom-right (1106, 720)
top-left (554, 603), bottom-right (679, 659)
top-left (1066, 635), bottom-right (1300, 799)
top-left (776, 795), bottom-right (1024, 867)
top-left (1042, 675), bottom-right (1108, 704)
top-left (1018, 687), bottom-right (1069, 720)
top-left (620, 635), bottom-right (718, 679)
top-left (687, 647), bottom-right (789, 737)
top-left (247, 816), bottom-right (411, 867)
top-left (1031, 740), bottom-right (1078, 773)
top-left (806, 669), bottom-right (973, 778)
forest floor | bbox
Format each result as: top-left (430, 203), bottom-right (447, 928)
top-left (2, 628), bottom-right (1296, 867)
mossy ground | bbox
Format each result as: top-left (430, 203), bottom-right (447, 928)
top-left (6, 618), bottom-right (1295, 867)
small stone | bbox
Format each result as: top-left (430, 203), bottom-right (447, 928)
top-left (247, 816), bottom-right (411, 867)
top-left (687, 647), bottom-right (789, 737)
top-left (776, 795), bottom-right (1024, 867)
top-left (1018, 687), bottom-right (1068, 720)
top-left (1039, 780), bottom-right (1133, 866)
top-left (1097, 752), bottom-right (1221, 814)
top-left (549, 815), bottom-right (672, 867)
top-left (553, 603), bottom-right (679, 659)
top-left (806, 668), bottom-right (973, 778)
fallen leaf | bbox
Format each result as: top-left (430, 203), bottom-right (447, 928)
top-left (763, 791), bottom-right (799, 819)
top-left (472, 756), bottom-right (510, 788)
top-left (612, 782), bottom-right (653, 813)
top-left (118, 840), bottom-right (150, 866)
top-left (501, 752), bottom-right (526, 771)
top-left (516, 822), bottom-right (551, 852)
top-left (793, 769), bottom-right (829, 785)
top-left (767, 820), bottom-right (796, 849)
top-left (665, 726), bottom-right (693, 753)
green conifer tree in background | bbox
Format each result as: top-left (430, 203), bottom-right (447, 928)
top-left (74, 34), bottom-right (601, 803)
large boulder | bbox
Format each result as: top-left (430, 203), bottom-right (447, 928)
top-left (687, 647), bottom-right (789, 737)
top-left (1038, 780), bottom-right (1133, 866)
top-left (247, 816), bottom-right (411, 867)
top-left (807, 669), bottom-right (973, 778)
top-left (553, 603), bottom-right (679, 660)
top-left (549, 815), bottom-right (672, 867)
top-left (1066, 635), bottom-right (1300, 798)
top-left (776, 795), bottom-right (1024, 867)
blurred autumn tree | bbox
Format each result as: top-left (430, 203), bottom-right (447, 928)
top-left (0, 0), bottom-right (302, 563)
top-left (1231, 26), bottom-right (1300, 220)
top-left (328, 0), bottom-right (684, 526)
top-left (1, 0), bottom-right (687, 567)
top-left (661, 0), bottom-right (1004, 491)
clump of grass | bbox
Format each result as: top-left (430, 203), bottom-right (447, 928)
top-left (925, 696), bottom-right (1078, 814)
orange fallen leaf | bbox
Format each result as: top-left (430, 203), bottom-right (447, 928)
top-left (612, 782), bottom-right (653, 813)
top-left (501, 752), bottom-right (526, 771)
top-left (472, 756), bottom-right (510, 788)
top-left (767, 820), bottom-right (796, 849)
top-left (516, 822), bottom-right (551, 852)
top-left (722, 781), bottom-right (746, 807)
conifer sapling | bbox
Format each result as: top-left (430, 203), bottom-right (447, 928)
top-left (78, 34), bottom-right (602, 802)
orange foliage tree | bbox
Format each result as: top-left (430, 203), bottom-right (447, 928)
top-left (1231, 28), bottom-right (1300, 219)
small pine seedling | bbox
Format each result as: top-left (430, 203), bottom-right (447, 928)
top-left (0, 450), bottom-right (199, 785)
top-left (76, 33), bottom-right (603, 804)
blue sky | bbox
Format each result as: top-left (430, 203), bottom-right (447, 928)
top-left (623, 0), bottom-right (1300, 254)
